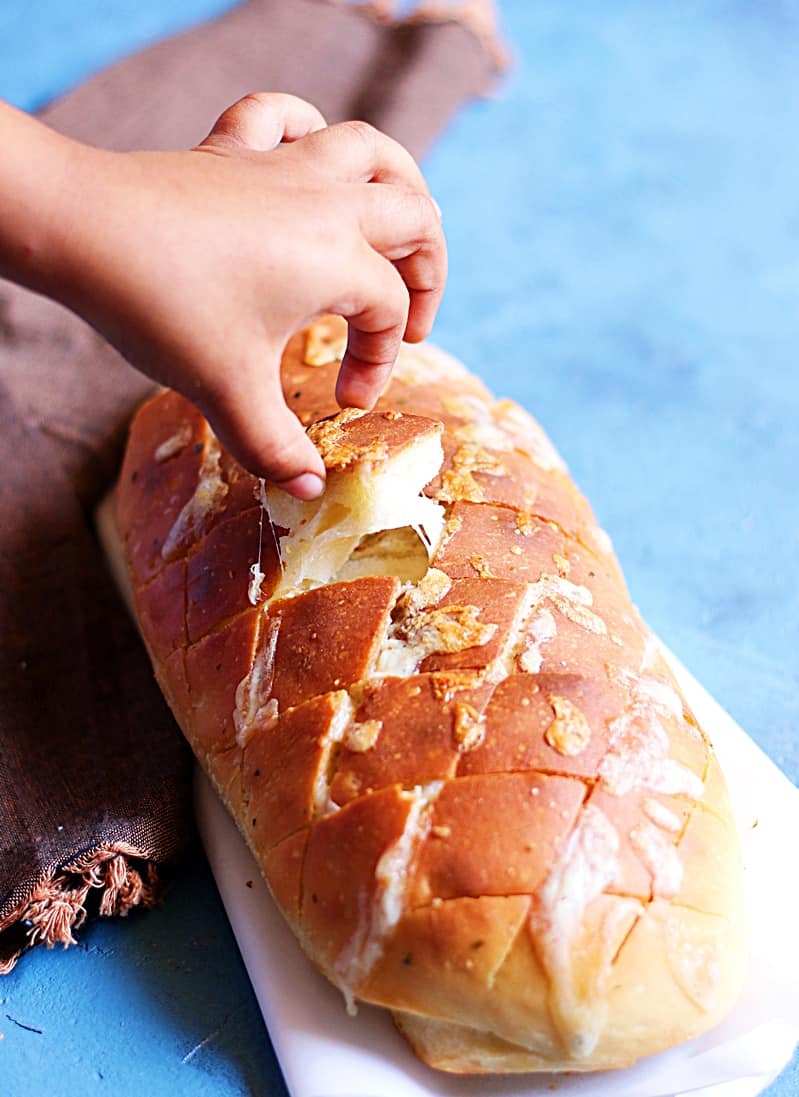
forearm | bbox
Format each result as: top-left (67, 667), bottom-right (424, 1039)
top-left (0, 101), bottom-right (87, 298)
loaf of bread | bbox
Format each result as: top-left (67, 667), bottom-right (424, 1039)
top-left (110, 316), bottom-right (746, 1074)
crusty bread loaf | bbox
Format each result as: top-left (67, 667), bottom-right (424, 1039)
top-left (111, 316), bottom-right (746, 1074)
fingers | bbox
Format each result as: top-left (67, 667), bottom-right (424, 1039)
top-left (204, 371), bottom-right (327, 500)
top-left (334, 249), bottom-right (410, 410)
top-left (300, 123), bottom-right (446, 342)
top-left (198, 92), bottom-right (327, 153)
top-left (356, 183), bottom-right (447, 343)
top-left (313, 144), bottom-right (445, 397)
top-left (301, 120), bottom-right (431, 193)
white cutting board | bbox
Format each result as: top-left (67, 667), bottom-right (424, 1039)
top-left (196, 649), bottom-right (799, 1097)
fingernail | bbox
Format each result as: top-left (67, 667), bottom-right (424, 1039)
top-left (279, 472), bottom-right (326, 500)
top-left (432, 197), bottom-right (443, 220)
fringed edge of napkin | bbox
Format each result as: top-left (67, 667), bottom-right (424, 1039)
top-left (0, 844), bottom-right (162, 974)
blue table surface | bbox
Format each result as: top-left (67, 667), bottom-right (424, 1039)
top-left (1, 2), bottom-right (796, 1094)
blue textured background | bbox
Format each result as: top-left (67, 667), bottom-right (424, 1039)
top-left (1, 2), bottom-right (796, 1094)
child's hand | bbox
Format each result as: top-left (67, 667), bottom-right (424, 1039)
top-left (0, 94), bottom-right (446, 498)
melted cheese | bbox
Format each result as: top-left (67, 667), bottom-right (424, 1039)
top-left (642, 797), bottom-right (682, 833)
top-left (344, 719), bottom-right (383, 753)
top-left (333, 782), bottom-right (443, 1013)
top-left (264, 425), bottom-right (445, 598)
top-left (599, 666), bottom-right (704, 801)
top-left (518, 607), bottom-right (557, 673)
top-left (631, 821), bottom-right (684, 898)
top-left (376, 604), bottom-right (497, 678)
top-left (531, 805), bottom-right (632, 1059)
top-left (154, 424), bottom-right (192, 462)
top-left (452, 702), bottom-right (486, 752)
top-left (544, 695), bottom-right (592, 757)
top-left (529, 574), bottom-right (607, 636)
top-left (435, 443), bottom-right (507, 504)
top-left (665, 910), bottom-right (724, 1012)
top-left (233, 617), bottom-right (280, 747)
top-left (161, 436), bottom-right (228, 561)
top-left (311, 694), bottom-right (354, 819)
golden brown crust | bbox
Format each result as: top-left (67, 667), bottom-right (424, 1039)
top-left (244, 690), bottom-right (352, 855)
top-left (134, 558), bottom-right (187, 662)
top-left (364, 895), bottom-right (536, 1032)
top-left (395, 893), bottom-right (746, 1074)
top-left (183, 608), bottom-right (261, 758)
top-left (308, 408), bottom-right (442, 474)
top-left (329, 675), bottom-right (469, 806)
top-left (409, 773), bottom-right (586, 904)
top-left (459, 672), bottom-right (626, 780)
top-left (187, 507), bottom-right (276, 641)
top-left (266, 577), bottom-right (399, 710)
top-left (112, 319), bottom-right (746, 1074)
top-left (301, 785), bottom-right (421, 979)
top-left (262, 828), bottom-right (307, 932)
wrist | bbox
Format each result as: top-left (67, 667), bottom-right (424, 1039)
top-left (0, 103), bottom-right (91, 298)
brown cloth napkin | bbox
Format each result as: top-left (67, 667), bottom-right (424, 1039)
top-left (0, 0), bottom-right (503, 972)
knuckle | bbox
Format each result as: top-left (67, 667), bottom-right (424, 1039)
top-left (241, 91), bottom-right (317, 116)
top-left (389, 271), bottom-right (411, 312)
top-left (347, 330), bottom-right (401, 369)
top-left (341, 119), bottom-right (379, 151)
top-left (372, 260), bottom-right (408, 311)
top-left (388, 188), bottom-right (440, 242)
top-left (412, 190), bottom-right (441, 236)
top-left (212, 94), bottom-right (271, 142)
top-left (237, 91), bottom-right (273, 116)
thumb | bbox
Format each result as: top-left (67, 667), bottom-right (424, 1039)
top-left (198, 92), bottom-right (326, 154)
top-left (203, 377), bottom-right (327, 501)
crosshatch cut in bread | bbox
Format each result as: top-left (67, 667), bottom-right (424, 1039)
top-left (108, 316), bottom-right (746, 1075)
